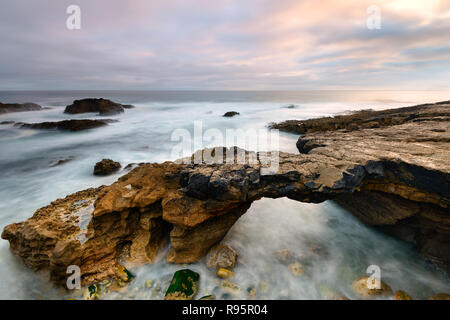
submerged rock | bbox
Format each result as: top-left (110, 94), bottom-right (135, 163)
top-left (206, 244), bottom-right (238, 270)
top-left (164, 269), bottom-right (200, 300)
top-left (274, 249), bottom-right (297, 264)
top-left (223, 111), bottom-right (240, 117)
top-left (393, 290), bottom-right (412, 300)
top-left (288, 261), bottom-right (305, 276)
top-left (0, 102), bottom-right (42, 114)
top-left (16, 119), bottom-right (115, 132)
top-left (352, 276), bottom-right (393, 299)
top-left (221, 280), bottom-right (241, 296)
top-left (93, 159), bottom-right (121, 176)
top-left (64, 98), bottom-right (125, 116)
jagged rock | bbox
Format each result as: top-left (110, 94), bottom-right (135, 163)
top-left (1, 102), bottom-right (449, 287)
top-left (164, 269), bottom-right (199, 300)
top-left (352, 276), bottom-right (393, 299)
top-left (16, 119), bottom-right (116, 132)
top-left (206, 244), bottom-right (238, 270)
top-left (393, 290), bottom-right (412, 300)
top-left (0, 102), bottom-right (42, 114)
top-left (93, 159), bottom-right (121, 176)
top-left (223, 111), bottom-right (240, 117)
top-left (64, 98), bottom-right (125, 116)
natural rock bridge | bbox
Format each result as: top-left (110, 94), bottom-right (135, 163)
top-left (2, 103), bottom-right (449, 286)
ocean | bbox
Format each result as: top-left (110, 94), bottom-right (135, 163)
top-left (0, 90), bottom-right (449, 299)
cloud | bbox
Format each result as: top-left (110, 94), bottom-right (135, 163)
top-left (0, 0), bottom-right (449, 90)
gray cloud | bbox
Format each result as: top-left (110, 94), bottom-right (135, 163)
top-left (0, 0), bottom-right (449, 90)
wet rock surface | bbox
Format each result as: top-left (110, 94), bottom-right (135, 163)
top-left (15, 119), bottom-right (117, 131)
top-left (223, 111), bottom-right (240, 117)
top-left (93, 159), bottom-right (122, 176)
top-left (1, 101), bottom-right (449, 287)
top-left (0, 102), bottom-right (42, 114)
top-left (64, 98), bottom-right (126, 116)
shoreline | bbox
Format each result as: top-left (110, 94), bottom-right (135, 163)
top-left (1, 99), bottom-right (449, 299)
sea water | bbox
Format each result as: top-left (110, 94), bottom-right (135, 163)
top-left (0, 90), bottom-right (448, 299)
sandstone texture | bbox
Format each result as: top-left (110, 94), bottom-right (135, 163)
top-left (64, 98), bottom-right (125, 116)
top-left (1, 101), bottom-right (449, 286)
top-left (0, 102), bottom-right (42, 114)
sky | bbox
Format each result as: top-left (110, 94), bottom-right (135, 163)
top-left (0, 0), bottom-right (450, 90)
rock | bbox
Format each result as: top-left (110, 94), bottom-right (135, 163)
top-left (51, 158), bottom-right (73, 167)
top-left (0, 102), bottom-right (42, 114)
top-left (16, 119), bottom-right (116, 131)
top-left (221, 280), bottom-right (241, 295)
top-left (216, 268), bottom-right (234, 279)
top-left (393, 290), bottom-right (412, 300)
top-left (144, 279), bottom-right (153, 289)
top-left (0, 121), bottom-right (15, 125)
top-left (83, 284), bottom-right (100, 300)
top-left (352, 276), bottom-right (393, 299)
top-left (2, 101), bottom-right (450, 287)
top-left (428, 293), bottom-right (450, 300)
top-left (164, 269), bottom-right (200, 300)
top-left (93, 159), bottom-right (121, 176)
top-left (122, 104), bottom-right (135, 109)
top-left (288, 261), bottom-right (305, 276)
top-left (64, 98), bottom-right (125, 116)
top-left (271, 101), bottom-right (450, 134)
top-left (206, 244), bottom-right (238, 270)
top-left (223, 111), bottom-right (240, 117)
top-left (282, 104), bottom-right (297, 109)
top-left (115, 264), bottom-right (134, 283)
top-left (274, 249), bottom-right (297, 264)
top-left (199, 294), bottom-right (216, 300)
top-left (246, 286), bottom-right (257, 298)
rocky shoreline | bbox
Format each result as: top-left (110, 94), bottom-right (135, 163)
top-left (1, 100), bottom-right (449, 298)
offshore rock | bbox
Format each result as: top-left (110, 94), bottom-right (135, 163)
top-left (0, 102), bottom-right (42, 114)
top-left (64, 98), bottom-right (125, 116)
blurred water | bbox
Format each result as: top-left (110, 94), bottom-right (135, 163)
top-left (0, 90), bottom-right (448, 299)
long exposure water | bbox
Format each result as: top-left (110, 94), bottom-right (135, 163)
top-left (0, 90), bottom-right (449, 299)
